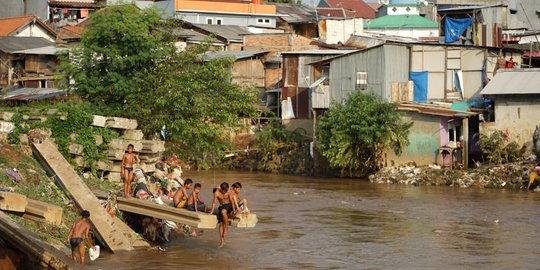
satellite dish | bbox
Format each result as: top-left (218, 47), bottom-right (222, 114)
top-left (378, 0), bottom-right (389, 5)
top-left (421, 0), bottom-right (429, 6)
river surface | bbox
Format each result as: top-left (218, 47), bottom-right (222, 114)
top-left (89, 170), bottom-right (540, 269)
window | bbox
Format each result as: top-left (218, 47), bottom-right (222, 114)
top-left (356, 71), bottom-right (367, 90)
top-left (257, 18), bottom-right (271, 25)
top-left (216, 18), bottom-right (223, 25)
top-left (206, 18), bottom-right (213, 24)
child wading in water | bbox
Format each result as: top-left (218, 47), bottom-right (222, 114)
top-left (122, 144), bottom-right (139, 197)
top-left (209, 182), bottom-right (235, 248)
top-left (67, 210), bottom-right (95, 266)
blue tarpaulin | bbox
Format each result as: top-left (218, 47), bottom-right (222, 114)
top-left (410, 71), bottom-right (428, 103)
top-left (445, 17), bottom-right (473, 43)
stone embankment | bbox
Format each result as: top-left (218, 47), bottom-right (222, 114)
top-left (369, 162), bottom-right (534, 189)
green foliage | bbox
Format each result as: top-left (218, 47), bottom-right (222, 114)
top-left (238, 119), bottom-right (312, 174)
top-left (317, 91), bottom-right (412, 176)
top-left (477, 130), bottom-right (519, 164)
top-left (59, 5), bottom-right (258, 169)
top-left (59, 4), bottom-right (174, 107)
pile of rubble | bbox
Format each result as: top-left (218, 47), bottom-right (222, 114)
top-left (369, 162), bottom-right (532, 189)
top-left (72, 115), bottom-right (165, 183)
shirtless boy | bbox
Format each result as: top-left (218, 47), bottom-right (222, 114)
top-left (231, 182), bottom-right (249, 214)
top-left (186, 183), bottom-right (207, 212)
top-left (173, 178), bottom-right (192, 208)
top-left (66, 210), bottom-right (95, 266)
top-left (122, 144), bottom-right (139, 197)
top-left (209, 182), bottom-right (235, 248)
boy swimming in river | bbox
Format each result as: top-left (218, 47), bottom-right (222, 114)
top-left (122, 144), bottom-right (139, 197)
top-left (231, 182), bottom-right (249, 214)
top-left (186, 183), bottom-right (207, 212)
top-left (67, 210), bottom-right (95, 266)
top-left (173, 178), bottom-right (192, 208)
top-left (209, 182), bottom-right (234, 248)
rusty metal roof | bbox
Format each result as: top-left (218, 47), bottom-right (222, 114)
top-left (0, 37), bottom-right (54, 54)
top-left (481, 68), bottom-right (540, 95)
top-left (398, 103), bottom-right (478, 118)
top-left (273, 3), bottom-right (318, 23)
top-left (1, 87), bottom-right (68, 101)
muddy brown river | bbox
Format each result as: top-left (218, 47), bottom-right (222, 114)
top-left (88, 170), bottom-right (540, 269)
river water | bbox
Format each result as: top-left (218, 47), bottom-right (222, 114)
top-left (89, 170), bottom-right (540, 269)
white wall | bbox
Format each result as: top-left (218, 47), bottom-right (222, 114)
top-left (324, 18), bottom-right (363, 45)
top-left (15, 23), bottom-right (55, 42)
top-left (387, 6), bottom-right (419, 16)
top-left (364, 28), bottom-right (437, 40)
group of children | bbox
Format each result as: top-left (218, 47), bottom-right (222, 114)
top-left (173, 179), bottom-right (249, 247)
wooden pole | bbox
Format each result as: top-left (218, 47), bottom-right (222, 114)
top-left (463, 117), bottom-right (469, 169)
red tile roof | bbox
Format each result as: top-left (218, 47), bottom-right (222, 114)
top-left (49, 0), bottom-right (97, 8)
top-left (317, 8), bottom-right (347, 18)
top-left (367, 2), bottom-right (382, 11)
top-left (322, 0), bottom-right (376, 19)
top-left (0, 16), bottom-right (57, 38)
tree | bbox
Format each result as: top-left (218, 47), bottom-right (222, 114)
top-left (316, 91), bottom-right (412, 176)
top-left (60, 5), bottom-right (175, 108)
top-left (60, 5), bottom-right (257, 168)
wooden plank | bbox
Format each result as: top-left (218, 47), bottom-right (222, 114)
top-left (105, 117), bottom-right (138, 130)
top-left (122, 129), bottom-right (144, 140)
top-left (108, 139), bottom-right (143, 152)
top-left (31, 139), bottom-right (148, 252)
top-left (23, 199), bottom-right (63, 226)
top-left (107, 196), bottom-right (217, 229)
top-left (141, 140), bottom-right (165, 153)
top-left (230, 213), bottom-right (258, 228)
top-left (391, 82), bottom-right (399, 102)
top-left (0, 192), bottom-right (27, 212)
top-left (92, 115), bottom-right (107, 127)
top-left (0, 211), bottom-right (78, 270)
top-left (0, 112), bottom-right (14, 121)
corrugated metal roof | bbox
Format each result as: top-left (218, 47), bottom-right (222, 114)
top-left (12, 46), bottom-right (67, 55)
top-left (399, 103), bottom-right (478, 118)
top-left (192, 24), bottom-right (251, 42)
top-left (0, 37), bottom-right (54, 54)
top-left (281, 49), bottom-right (359, 55)
top-left (480, 68), bottom-right (540, 95)
top-left (437, 4), bottom-right (503, 12)
top-left (203, 50), bottom-right (268, 61)
top-left (1, 87), bottom-right (68, 101)
top-left (273, 3), bottom-right (317, 23)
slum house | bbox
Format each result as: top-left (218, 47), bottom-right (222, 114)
top-left (173, 27), bottom-right (226, 51)
top-left (480, 68), bottom-right (540, 148)
top-left (317, 40), bottom-right (521, 103)
top-left (0, 37), bottom-right (64, 88)
top-left (280, 49), bottom-right (358, 135)
top-left (203, 50), bottom-right (268, 89)
top-left (49, 0), bottom-right (97, 25)
top-left (183, 23), bottom-right (252, 51)
top-left (385, 103), bottom-right (480, 168)
top-left (436, 0), bottom-right (540, 31)
top-left (307, 42), bottom-right (522, 167)
top-left (174, 0), bottom-right (278, 28)
top-left (0, 0), bottom-right (49, 20)
top-left (377, 0), bottom-right (438, 22)
top-left (243, 32), bottom-right (325, 91)
top-left (0, 15), bottom-right (57, 42)
top-left (272, 3), bottom-right (318, 39)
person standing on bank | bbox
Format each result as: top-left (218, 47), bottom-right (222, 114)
top-left (122, 144), bottom-right (139, 197)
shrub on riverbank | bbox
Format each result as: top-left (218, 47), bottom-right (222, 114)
top-left (317, 91), bottom-right (412, 177)
top-left (223, 120), bottom-right (313, 175)
top-left (476, 130), bottom-right (520, 164)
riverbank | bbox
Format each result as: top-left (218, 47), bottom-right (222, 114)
top-left (369, 162), bottom-right (533, 189)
